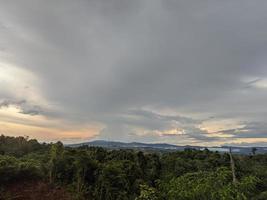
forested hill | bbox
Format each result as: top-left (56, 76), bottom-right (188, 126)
top-left (69, 140), bottom-right (267, 155)
top-left (1, 135), bottom-right (267, 199)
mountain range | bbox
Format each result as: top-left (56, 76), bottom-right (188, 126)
top-left (68, 140), bottom-right (267, 154)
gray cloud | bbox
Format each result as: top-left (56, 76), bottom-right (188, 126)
top-left (0, 99), bottom-right (43, 116)
top-left (0, 0), bottom-right (267, 145)
top-left (0, 99), bottom-right (26, 108)
top-left (19, 105), bottom-right (43, 116)
top-left (217, 122), bottom-right (267, 139)
top-left (95, 109), bottom-right (224, 144)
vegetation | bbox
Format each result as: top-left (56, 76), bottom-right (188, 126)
top-left (0, 135), bottom-right (266, 199)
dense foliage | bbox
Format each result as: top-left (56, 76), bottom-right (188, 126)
top-left (0, 135), bottom-right (266, 200)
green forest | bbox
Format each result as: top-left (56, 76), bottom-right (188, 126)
top-left (0, 135), bottom-right (267, 200)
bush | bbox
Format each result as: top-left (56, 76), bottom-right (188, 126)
top-left (0, 155), bottom-right (43, 184)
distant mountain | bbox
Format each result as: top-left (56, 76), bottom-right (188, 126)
top-left (68, 140), bottom-right (187, 150)
top-left (68, 140), bottom-right (267, 154)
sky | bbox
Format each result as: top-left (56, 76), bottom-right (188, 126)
top-left (0, 0), bottom-right (267, 146)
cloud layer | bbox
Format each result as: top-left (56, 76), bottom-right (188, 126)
top-left (0, 0), bottom-right (267, 145)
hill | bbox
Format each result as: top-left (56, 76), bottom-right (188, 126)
top-left (68, 140), bottom-right (267, 154)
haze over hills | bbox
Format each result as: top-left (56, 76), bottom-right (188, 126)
top-left (68, 140), bottom-right (267, 154)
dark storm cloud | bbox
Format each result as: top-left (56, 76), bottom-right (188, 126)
top-left (0, 0), bottom-right (267, 145)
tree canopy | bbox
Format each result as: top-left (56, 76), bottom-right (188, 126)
top-left (0, 135), bottom-right (266, 200)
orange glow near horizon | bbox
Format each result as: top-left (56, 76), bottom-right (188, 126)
top-left (0, 106), bottom-right (103, 143)
top-left (0, 120), bottom-right (103, 143)
top-left (199, 118), bottom-right (245, 135)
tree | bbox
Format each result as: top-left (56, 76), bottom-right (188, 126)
top-left (94, 161), bottom-right (129, 200)
top-left (49, 141), bottom-right (64, 183)
top-left (74, 152), bottom-right (97, 198)
top-left (163, 167), bottom-right (259, 200)
top-left (135, 184), bottom-right (160, 200)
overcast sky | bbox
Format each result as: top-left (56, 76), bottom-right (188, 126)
top-left (0, 0), bottom-right (267, 146)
